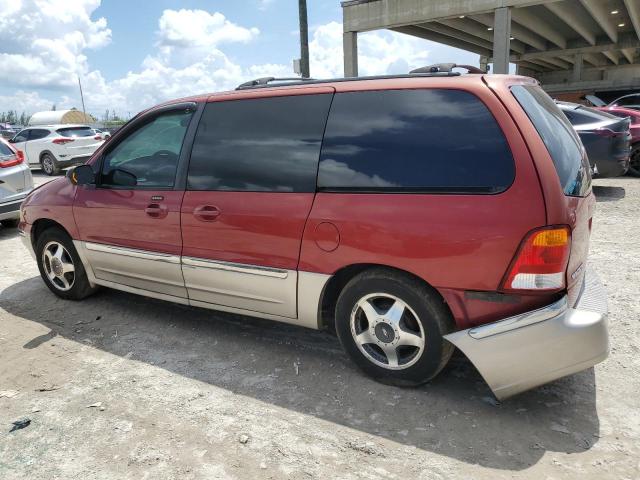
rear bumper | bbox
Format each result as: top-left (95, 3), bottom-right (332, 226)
top-left (0, 194), bottom-right (28, 221)
top-left (445, 268), bottom-right (608, 400)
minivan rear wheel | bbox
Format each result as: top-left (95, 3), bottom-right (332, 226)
top-left (335, 269), bottom-right (454, 386)
top-left (41, 153), bottom-right (60, 176)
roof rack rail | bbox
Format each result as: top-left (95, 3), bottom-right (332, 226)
top-left (236, 77), bottom-right (315, 90)
top-left (410, 63), bottom-right (485, 75)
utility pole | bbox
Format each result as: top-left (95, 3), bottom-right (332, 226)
top-left (78, 75), bottom-right (87, 120)
top-left (298, 0), bottom-right (310, 78)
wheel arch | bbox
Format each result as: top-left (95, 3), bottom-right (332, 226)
top-left (39, 150), bottom-right (56, 162)
top-left (31, 218), bottom-right (70, 249)
top-left (318, 263), bottom-right (452, 332)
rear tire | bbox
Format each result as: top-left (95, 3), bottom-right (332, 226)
top-left (628, 144), bottom-right (640, 178)
top-left (41, 153), bottom-right (60, 176)
top-left (35, 227), bottom-right (97, 300)
top-left (1, 219), bottom-right (19, 228)
top-left (335, 268), bottom-right (455, 386)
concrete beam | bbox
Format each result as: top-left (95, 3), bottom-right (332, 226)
top-left (512, 33), bottom-right (640, 61)
top-left (545, 2), bottom-right (596, 45)
top-left (416, 22), bottom-right (494, 51)
top-left (510, 8), bottom-right (566, 48)
top-left (540, 57), bottom-right (573, 69)
top-left (470, 13), bottom-right (546, 51)
top-left (493, 7), bottom-right (512, 74)
top-left (625, 0), bottom-right (640, 42)
top-left (526, 58), bottom-right (561, 71)
top-left (391, 26), bottom-right (493, 57)
top-left (572, 53), bottom-right (583, 81)
top-left (621, 48), bottom-right (636, 64)
top-left (603, 50), bottom-right (620, 65)
top-left (343, 31), bottom-right (358, 77)
top-left (438, 17), bottom-right (527, 54)
top-left (583, 53), bottom-right (607, 67)
top-left (580, 0), bottom-right (618, 43)
top-left (342, 0), bottom-right (560, 33)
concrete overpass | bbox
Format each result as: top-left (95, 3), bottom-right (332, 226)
top-left (341, 0), bottom-right (640, 96)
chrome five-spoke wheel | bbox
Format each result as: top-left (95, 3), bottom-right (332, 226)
top-left (350, 293), bottom-right (425, 370)
top-left (42, 241), bottom-right (76, 291)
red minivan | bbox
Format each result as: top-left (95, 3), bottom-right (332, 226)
top-left (19, 72), bottom-right (608, 399)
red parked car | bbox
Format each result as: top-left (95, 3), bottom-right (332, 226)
top-left (594, 106), bottom-right (640, 177)
top-left (18, 72), bottom-right (608, 400)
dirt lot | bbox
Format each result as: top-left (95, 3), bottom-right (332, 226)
top-left (1, 173), bottom-right (639, 479)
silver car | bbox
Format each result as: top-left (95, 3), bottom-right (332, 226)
top-left (0, 138), bottom-right (34, 227)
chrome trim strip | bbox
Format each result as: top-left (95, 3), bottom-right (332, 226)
top-left (182, 256), bottom-right (288, 279)
top-left (84, 242), bottom-right (180, 264)
top-left (467, 296), bottom-right (568, 339)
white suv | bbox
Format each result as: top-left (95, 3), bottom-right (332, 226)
top-left (10, 125), bottom-right (104, 175)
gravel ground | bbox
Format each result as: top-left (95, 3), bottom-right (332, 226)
top-left (0, 173), bottom-right (638, 479)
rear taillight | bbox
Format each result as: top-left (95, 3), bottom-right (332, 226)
top-left (501, 226), bottom-right (571, 292)
top-left (0, 151), bottom-right (24, 168)
top-left (94, 135), bottom-right (102, 140)
top-left (52, 137), bottom-right (74, 145)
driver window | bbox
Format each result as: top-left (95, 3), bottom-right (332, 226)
top-left (100, 109), bottom-right (193, 188)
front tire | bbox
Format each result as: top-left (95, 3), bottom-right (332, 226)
top-left (41, 153), bottom-right (60, 176)
top-left (628, 144), bottom-right (640, 177)
top-left (35, 228), bottom-right (97, 300)
top-left (335, 269), bottom-right (455, 386)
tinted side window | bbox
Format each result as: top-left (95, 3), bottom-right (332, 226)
top-left (317, 89), bottom-right (514, 192)
top-left (100, 110), bottom-right (193, 189)
top-left (0, 141), bottom-right (13, 156)
top-left (512, 85), bottom-right (590, 197)
top-left (188, 94), bottom-right (332, 192)
top-left (29, 129), bottom-right (50, 140)
top-left (12, 130), bottom-right (29, 143)
top-left (615, 95), bottom-right (640, 107)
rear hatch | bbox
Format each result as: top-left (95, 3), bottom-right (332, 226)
top-left (511, 85), bottom-right (593, 306)
top-left (55, 126), bottom-right (103, 157)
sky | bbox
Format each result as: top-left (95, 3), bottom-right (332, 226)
top-left (0, 0), bottom-right (479, 120)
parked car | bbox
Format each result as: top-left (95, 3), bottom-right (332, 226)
top-left (558, 101), bottom-right (631, 177)
top-left (18, 73), bottom-right (608, 400)
top-left (593, 106), bottom-right (640, 177)
top-left (0, 124), bottom-right (19, 140)
top-left (586, 93), bottom-right (640, 111)
top-left (92, 128), bottom-right (111, 140)
top-left (0, 138), bottom-right (34, 228)
top-left (9, 125), bottom-right (104, 176)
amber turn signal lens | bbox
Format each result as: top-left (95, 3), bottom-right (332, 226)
top-left (531, 228), bottom-right (569, 247)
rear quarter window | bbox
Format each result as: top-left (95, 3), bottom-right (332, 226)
top-left (317, 89), bottom-right (515, 193)
top-left (511, 85), bottom-right (590, 197)
top-left (0, 141), bottom-right (14, 156)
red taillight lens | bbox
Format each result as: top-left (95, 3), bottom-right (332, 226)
top-left (501, 226), bottom-right (571, 292)
top-left (94, 135), bottom-right (102, 140)
top-left (0, 152), bottom-right (23, 168)
top-left (52, 137), bottom-right (74, 145)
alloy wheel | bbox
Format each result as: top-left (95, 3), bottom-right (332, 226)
top-left (350, 293), bottom-right (425, 370)
top-left (42, 156), bottom-right (54, 175)
top-left (42, 241), bottom-right (75, 291)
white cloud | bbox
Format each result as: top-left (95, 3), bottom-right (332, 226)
top-left (0, 4), bottom-right (481, 119)
top-left (257, 0), bottom-right (276, 11)
top-left (0, 0), bottom-right (111, 89)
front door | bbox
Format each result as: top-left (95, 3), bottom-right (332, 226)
top-left (74, 106), bottom-right (195, 299)
top-left (181, 90), bottom-right (333, 317)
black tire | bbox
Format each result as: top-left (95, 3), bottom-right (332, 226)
top-left (35, 227), bottom-right (97, 300)
top-left (1, 219), bottom-right (20, 228)
top-left (335, 268), bottom-right (455, 386)
top-left (628, 144), bottom-right (640, 178)
top-left (41, 153), bottom-right (60, 176)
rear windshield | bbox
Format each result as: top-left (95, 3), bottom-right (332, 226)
top-left (512, 85), bottom-right (591, 197)
top-left (0, 141), bottom-right (14, 156)
top-left (560, 103), bottom-right (617, 126)
top-left (56, 127), bottom-right (94, 137)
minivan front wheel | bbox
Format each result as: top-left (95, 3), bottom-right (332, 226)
top-left (335, 269), bottom-right (454, 386)
top-left (41, 153), bottom-right (60, 176)
top-left (36, 228), bottom-right (97, 300)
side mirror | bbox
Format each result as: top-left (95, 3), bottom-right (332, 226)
top-left (68, 164), bottom-right (95, 186)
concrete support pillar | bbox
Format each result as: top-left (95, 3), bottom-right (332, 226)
top-left (343, 31), bottom-right (358, 77)
top-left (573, 53), bottom-right (584, 82)
top-left (492, 7), bottom-right (511, 74)
top-left (479, 55), bottom-right (489, 72)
